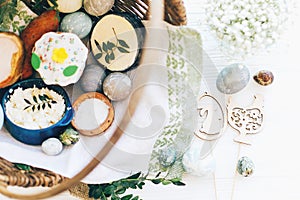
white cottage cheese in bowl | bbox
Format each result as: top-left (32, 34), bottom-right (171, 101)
top-left (5, 86), bottom-right (65, 129)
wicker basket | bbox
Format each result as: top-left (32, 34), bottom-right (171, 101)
top-left (0, 0), bottom-right (187, 198)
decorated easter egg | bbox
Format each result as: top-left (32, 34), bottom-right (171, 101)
top-left (237, 156), bottom-right (255, 177)
top-left (60, 12), bottom-right (92, 39)
top-left (103, 72), bottom-right (132, 101)
top-left (253, 70), bottom-right (274, 86)
top-left (216, 63), bottom-right (250, 94)
top-left (83, 0), bottom-right (114, 16)
top-left (48, 0), bottom-right (82, 13)
top-left (90, 13), bottom-right (145, 72)
top-left (158, 146), bottom-right (177, 168)
top-left (79, 64), bottom-right (107, 92)
top-left (42, 138), bottom-right (63, 156)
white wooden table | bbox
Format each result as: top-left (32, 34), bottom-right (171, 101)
top-left (2, 0), bottom-right (300, 199)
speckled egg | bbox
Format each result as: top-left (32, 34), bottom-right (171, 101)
top-left (79, 64), bottom-right (106, 92)
top-left (42, 138), bottom-right (63, 156)
top-left (237, 156), bottom-right (255, 177)
top-left (158, 146), bottom-right (177, 168)
top-left (216, 63), bottom-right (250, 94)
top-left (60, 12), bottom-right (92, 39)
top-left (253, 70), bottom-right (274, 86)
top-left (103, 72), bottom-right (132, 101)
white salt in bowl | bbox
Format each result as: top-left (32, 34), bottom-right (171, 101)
top-left (71, 92), bottom-right (114, 136)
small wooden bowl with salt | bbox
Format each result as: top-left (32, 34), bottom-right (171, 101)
top-left (71, 92), bottom-right (114, 136)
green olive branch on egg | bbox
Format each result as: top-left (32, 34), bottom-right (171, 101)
top-left (94, 27), bottom-right (130, 64)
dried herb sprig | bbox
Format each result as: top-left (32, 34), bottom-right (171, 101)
top-left (94, 27), bottom-right (130, 64)
top-left (23, 94), bottom-right (57, 111)
top-left (88, 172), bottom-right (185, 200)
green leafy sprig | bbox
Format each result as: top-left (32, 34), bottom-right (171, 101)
top-left (23, 94), bottom-right (57, 111)
top-left (88, 172), bottom-right (185, 200)
top-left (94, 28), bottom-right (130, 64)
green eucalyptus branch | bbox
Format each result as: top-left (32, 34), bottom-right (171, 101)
top-left (88, 172), bottom-right (185, 200)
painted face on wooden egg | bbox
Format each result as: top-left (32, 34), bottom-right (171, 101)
top-left (60, 12), bottom-right (92, 39)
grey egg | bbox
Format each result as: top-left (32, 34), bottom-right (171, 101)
top-left (103, 72), bottom-right (132, 101)
top-left (237, 156), bottom-right (255, 177)
top-left (216, 63), bottom-right (250, 94)
top-left (79, 64), bottom-right (106, 92)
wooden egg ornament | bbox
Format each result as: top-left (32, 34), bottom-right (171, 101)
top-left (90, 13), bottom-right (145, 72)
top-left (83, 0), bottom-right (114, 16)
top-left (0, 32), bottom-right (24, 89)
top-left (60, 12), bottom-right (93, 39)
top-left (48, 0), bottom-right (82, 13)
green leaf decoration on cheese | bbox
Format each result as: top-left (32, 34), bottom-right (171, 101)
top-left (31, 53), bottom-right (41, 70)
top-left (93, 27), bottom-right (130, 64)
top-left (118, 47), bottom-right (130, 53)
top-left (118, 39), bottom-right (129, 48)
top-left (63, 65), bottom-right (78, 77)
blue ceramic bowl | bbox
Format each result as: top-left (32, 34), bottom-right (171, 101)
top-left (1, 78), bottom-right (73, 145)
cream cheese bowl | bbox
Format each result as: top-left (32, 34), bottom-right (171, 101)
top-left (1, 78), bottom-right (74, 145)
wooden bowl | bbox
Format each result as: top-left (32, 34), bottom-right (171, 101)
top-left (71, 92), bottom-right (114, 136)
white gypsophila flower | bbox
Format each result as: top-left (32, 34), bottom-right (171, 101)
top-left (205, 0), bottom-right (288, 58)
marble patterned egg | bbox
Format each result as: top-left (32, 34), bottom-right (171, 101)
top-left (79, 64), bottom-right (107, 92)
top-left (60, 12), bottom-right (92, 39)
top-left (83, 0), bottom-right (114, 16)
top-left (253, 70), bottom-right (274, 86)
top-left (42, 138), bottom-right (63, 156)
top-left (237, 156), bottom-right (255, 177)
top-left (158, 146), bottom-right (177, 168)
top-left (216, 63), bottom-right (250, 94)
top-left (103, 72), bottom-right (132, 101)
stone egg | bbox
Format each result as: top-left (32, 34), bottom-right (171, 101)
top-left (42, 138), bottom-right (63, 156)
top-left (216, 63), bottom-right (250, 94)
top-left (79, 64), bottom-right (106, 92)
top-left (253, 70), bottom-right (274, 86)
top-left (237, 156), bottom-right (255, 177)
top-left (103, 72), bottom-right (132, 101)
top-left (60, 12), bottom-right (92, 39)
top-left (84, 0), bottom-right (114, 16)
